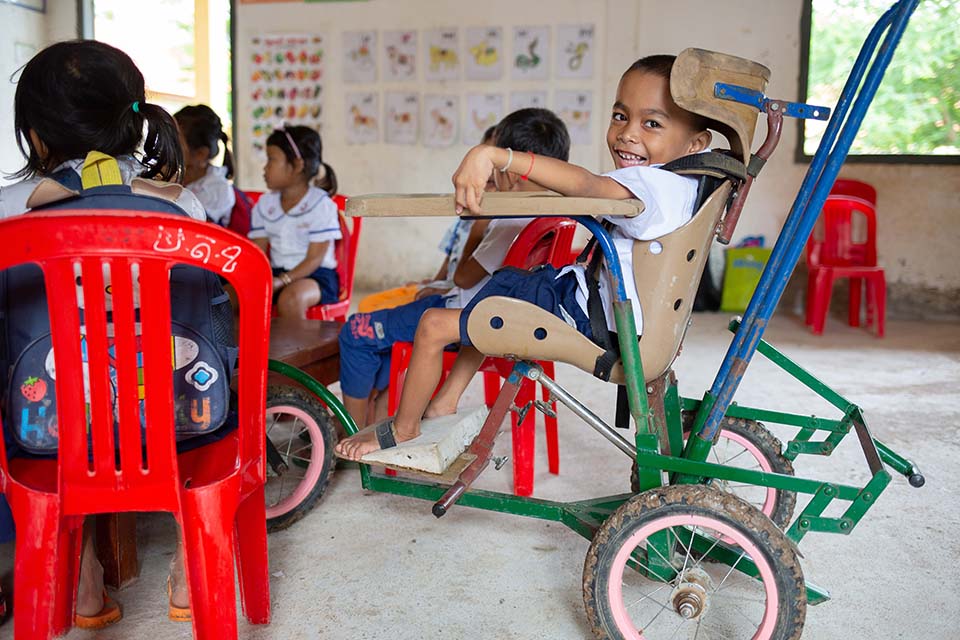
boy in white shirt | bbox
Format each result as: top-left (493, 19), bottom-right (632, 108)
top-left (337, 55), bottom-right (711, 459)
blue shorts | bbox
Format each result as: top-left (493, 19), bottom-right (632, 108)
top-left (272, 266), bottom-right (339, 304)
top-left (459, 266), bottom-right (592, 347)
top-left (338, 294), bottom-right (447, 399)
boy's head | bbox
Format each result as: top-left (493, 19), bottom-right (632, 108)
top-left (492, 108), bottom-right (570, 192)
top-left (607, 54), bottom-right (712, 170)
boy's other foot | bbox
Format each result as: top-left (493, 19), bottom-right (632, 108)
top-left (334, 418), bottom-right (419, 461)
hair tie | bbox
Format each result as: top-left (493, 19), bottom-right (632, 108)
top-left (131, 101), bottom-right (141, 113)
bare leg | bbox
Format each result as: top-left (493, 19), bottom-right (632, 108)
top-left (277, 279), bottom-right (321, 319)
top-left (169, 528), bottom-right (189, 609)
top-left (371, 388), bottom-right (390, 423)
top-left (424, 346), bottom-right (485, 418)
top-left (342, 393), bottom-right (368, 429)
top-left (334, 308), bottom-right (462, 461)
top-left (76, 519), bottom-right (106, 616)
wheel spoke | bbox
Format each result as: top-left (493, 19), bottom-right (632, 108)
top-left (625, 582), bottom-right (671, 610)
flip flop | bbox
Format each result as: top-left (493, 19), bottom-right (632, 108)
top-left (167, 578), bottom-right (191, 622)
top-left (334, 418), bottom-right (398, 460)
top-left (74, 589), bottom-right (122, 630)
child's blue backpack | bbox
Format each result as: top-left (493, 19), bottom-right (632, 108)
top-left (0, 152), bottom-right (237, 455)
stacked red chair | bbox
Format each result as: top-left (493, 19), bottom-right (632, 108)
top-left (0, 212), bottom-right (272, 640)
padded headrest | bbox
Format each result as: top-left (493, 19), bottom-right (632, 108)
top-left (671, 48), bottom-right (771, 166)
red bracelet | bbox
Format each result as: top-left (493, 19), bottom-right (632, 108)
top-left (520, 151), bottom-right (535, 181)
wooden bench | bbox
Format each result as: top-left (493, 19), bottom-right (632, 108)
top-left (97, 318), bottom-right (343, 588)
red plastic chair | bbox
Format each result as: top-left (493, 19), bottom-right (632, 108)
top-left (805, 195), bottom-right (885, 336)
top-left (0, 211), bottom-right (273, 639)
top-left (829, 178), bottom-right (877, 205)
top-left (306, 195), bottom-right (362, 322)
top-left (243, 190), bottom-right (264, 206)
top-left (388, 217), bottom-right (578, 496)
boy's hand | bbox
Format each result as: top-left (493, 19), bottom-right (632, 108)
top-left (453, 145), bottom-right (496, 214)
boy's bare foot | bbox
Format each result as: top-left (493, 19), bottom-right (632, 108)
top-left (334, 418), bottom-right (420, 461)
top-left (423, 399), bottom-right (458, 419)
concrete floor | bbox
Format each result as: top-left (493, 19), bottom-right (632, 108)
top-left (1, 310), bottom-right (958, 639)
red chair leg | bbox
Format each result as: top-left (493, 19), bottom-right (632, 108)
top-left (848, 277), bottom-right (863, 327)
top-left (539, 360), bottom-right (559, 476)
top-left (10, 495), bottom-right (62, 640)
top-left (482, 370), bottom-right (500, 408)
top-left (52, 517), bottom-right (84, 635)
top-left (180, 489), bottom-right (240, 640)
top-left (511, 381), bottom-right (536, 497)
top-left (234, 493), bottom-right (271, 625)
top-left (868, 274), bottom-right (886, 338)
top-left (804, 272), bottom-right (817, 326)
top-left (810, 269), bottom-right (834, 335)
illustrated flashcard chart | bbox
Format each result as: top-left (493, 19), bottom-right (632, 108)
top-left (510, 90), bottom-right (548, 113)
top-left (425, 28), bottom-right (460, 82)
top-left (342, 30), bottom-right (377, 83)
top-left (464, 93), bottom-right (504, 145)
top-left (464, 27), bottom-right (503, 81)
top-left (423, 95), bottom-right (459, 147)
top-left (248, 33), bottom-right (326, 160)
top-left (383, 30), bottom-right (416, 81)
top-left (385, 92), bottom-right (419, 145)
top-left (555, 90), bottom-right (592, 145)
top-left (512, 26), bottom-right (549, 81)
top-left (555, 24), bottom-right (594, 80)
top-left (345, 92), bottom-right (380, 144)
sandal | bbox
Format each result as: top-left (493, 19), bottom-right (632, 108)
top-left (334, 417), bottom-right (398, 461)
top-left (74, 589), bottom-right (122, 630)
top-left (167, 577), bottom-right (191, 622)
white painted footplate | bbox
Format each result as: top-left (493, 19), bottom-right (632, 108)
top-left (360, 406), bottom-right (490, 474)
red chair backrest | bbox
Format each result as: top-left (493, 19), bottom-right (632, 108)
top-left (243, 190), bottom-right (264, 206)
top-left (502, 217), bottom-right (578, 270)
top-left (830, 178), bottom-right (877, 206)
top-left (806, 195), bottom-right (878, 269)
top-left (0, 212), bottom-right (271, 514)
top-left (331, 195), bottom-right (361, 302)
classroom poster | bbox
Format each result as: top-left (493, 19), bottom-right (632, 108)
top-left (422, 94), bottom-right (459, 147)
top-left (511, 26), bottom-right (549, 81)
top-left (385, 92), bottom-right (419, 145)
top-left (509, 90), bottom-right (548, 113)
top-left (555, 90), bottom-right (592, 144)
top-left (248, 33), bottom-right (325, 160)
top-left (342, 30), bottom-right (377, 83)
top-left (464, 26), bottom-right (503, 82)
top-left (382, 29), bottom-right (417, 81)
top-left (463, 93), bottom-right (503, 145)
top-left (345, 92), bottom-right (379, 144)
top-left (555, 24), bottom-right (594, 80)
top-left (424, 28), bottom-right (460, 82)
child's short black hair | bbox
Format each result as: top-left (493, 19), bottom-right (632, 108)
top-left (266, 125), bottom-right (338, 195)
top-left (175, 104), bottom-right (234, 179)
top-left (493, 108), bottom-right (570, 161)
top-left (12, 40), bottom-right (182, 181)
top-left (624, 54), bottom-right (711, 133)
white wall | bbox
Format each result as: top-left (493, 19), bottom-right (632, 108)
top-left (231, 0), bottom-right (960, 303)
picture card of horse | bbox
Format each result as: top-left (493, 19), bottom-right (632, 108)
top-left (464, 26), bottom-right (503, 82)
top-left (511, 26), bottom-right (549, 81)
top-left (345, 92), bottom-right (380, 144)
top-left (342, 30), bottom-right (377, 83)
top-left (425, 27), bottom-right (460, 82)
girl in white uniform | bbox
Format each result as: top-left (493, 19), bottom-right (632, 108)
top-left (174, 104), bottom-right (236, 226)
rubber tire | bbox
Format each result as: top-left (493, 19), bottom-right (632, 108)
top-left (265, 384), bottom-right (337, 532)
top-left (630, 416), bottom-right (796, 530)
top-left (583, 485), bottom-right (806, 640)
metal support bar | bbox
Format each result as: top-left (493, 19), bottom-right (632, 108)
top-left (715, 83), bottom-right (831, 120)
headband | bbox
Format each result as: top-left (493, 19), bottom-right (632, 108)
top-left (280, 127), bottom-right (302, 160)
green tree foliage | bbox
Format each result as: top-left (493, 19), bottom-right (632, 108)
top-left (805, 0), bottom-right (959, 156)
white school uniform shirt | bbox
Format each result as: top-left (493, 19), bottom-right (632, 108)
top-left (437, 218), bottom-right (475, 280)
top-left (184, 164), bottom-right (235, 225)
top-left (247, 186), bottom-right (341, 270)
top-left (560, 165), bottom-right (699, 333)
top-left (0, 155), bottom-right (206, 221)
top-left (443, 217), bottom-right (532, 309)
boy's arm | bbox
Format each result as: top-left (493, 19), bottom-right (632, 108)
top-left (286, 241), bottom-right (329, 281)
top-left (451, 219), bottom-right (492, 288)
top-left (453, 145), bottom-right (631, 213)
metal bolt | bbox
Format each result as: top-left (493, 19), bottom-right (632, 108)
top-left (840, 520), bottom-right (851, 530)
top-left (771, 102), bottom-right (781, 111)
top-left (824, 486), bottom-right (834, 496)
top-left (493, 456), bottom-right (508, 470)
top-left (678, 602), bottom-right (697, 619)
top-left (800, 519), bottom-right (810, 529)
top-left (862, 492), bottom-right (873, 502)
top-left (646, 386), bottom-right (654, 393)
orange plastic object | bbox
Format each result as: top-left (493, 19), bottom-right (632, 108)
top-left (306, 195), bottom-right (362, 322)
top-left (388, 217), bottom-right (578, 496)
top-left (805, 195), bottom-right (885, 337)
top-left (0, 211), bottom-right (273, 640)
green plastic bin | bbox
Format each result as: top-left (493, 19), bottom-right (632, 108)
top-left (720, 247), bottom-right (773, 312)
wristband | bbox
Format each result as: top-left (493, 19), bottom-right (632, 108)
top-left (499, 147), bottom-right (513, 173)
top-left (520, 151), bottom-right (535, 181)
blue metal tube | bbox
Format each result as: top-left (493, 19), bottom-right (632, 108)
top-left (694, 0), bottom-right (918, 444)
top-left (573, 215), bottom-right (627, 301)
